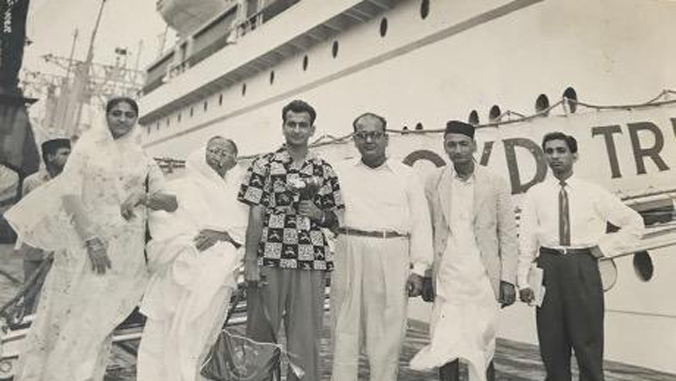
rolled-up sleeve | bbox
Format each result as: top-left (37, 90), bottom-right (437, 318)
top-left (595, 187), bottom-right (645, 257)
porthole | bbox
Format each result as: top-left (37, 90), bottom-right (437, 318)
top-left (242, 83), bottom-right (247, 96)
top-left (563, 87), bottom-right (578, 113)
top-left (468, 110), bottom-right (479, 125)
top-left (633, 251), bottom-right (654, 282)
top-left (379, 18), bottom-right (388, 37)
top-left (332, 41), bottom-right (339, 58)
top-left (489, 105), bottom-right (501, 121)
top-left (535, 94), bottom-right (550, 115)
top-left (415, 122), bottom-right (423, 130)
top-left (270, 71), bottom-right (275, 85)
top-left (302, 55), bottom-right (309, 71)
top-left (420, 0), bottom-right (430, 19)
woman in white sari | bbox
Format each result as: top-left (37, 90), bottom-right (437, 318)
top-left (5, 97), bottom-right (177, 381)
top-left (137, 136), bottom-right (248, 381)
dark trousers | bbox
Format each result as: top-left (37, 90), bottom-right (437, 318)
top-left (246, 267), bottom-right (326, 381)
top-left (536, 250), bottom-right (605, 381)
top-left (439, 360), bottom-right (495, 381)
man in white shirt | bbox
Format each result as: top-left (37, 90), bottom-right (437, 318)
top-left (331, 112), bottom-right (433, 381)
top-left (409, 121), bottom-right (518, 381)
top-left (518, 132), bottom-right (645, 381)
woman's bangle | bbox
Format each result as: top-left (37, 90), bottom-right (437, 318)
top-left (84, 236), bottom-right (104, 250)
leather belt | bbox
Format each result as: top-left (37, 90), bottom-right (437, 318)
top-left (540, 247), bottom-right (591, 256)
top-left (337, 227), bottom-right (409, 239)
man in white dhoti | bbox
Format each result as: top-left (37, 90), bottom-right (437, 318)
top-left (410, 121), bottom-right (518, 381)
top-left (331, 112), bottom-right (433, 381)
top-left (137, 136), bottom-right (248, 381)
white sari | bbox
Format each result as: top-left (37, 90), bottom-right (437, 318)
top-left (137, 147), bottom-right (248, 381)
top-left (5, 120), bottom-right (163, 381)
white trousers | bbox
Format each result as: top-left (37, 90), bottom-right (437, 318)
top-left (330, 235), bottom-right (410, 381)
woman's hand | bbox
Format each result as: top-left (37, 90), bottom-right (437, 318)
top-left (86, 237), bottom-right (111, 274)
top-left (120, 191), bottom-right (146, 220)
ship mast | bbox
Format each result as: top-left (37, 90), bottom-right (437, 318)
top-left (70, 0), bottom-right (107, 135)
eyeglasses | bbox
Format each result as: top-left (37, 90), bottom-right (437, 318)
top-left (207, 148), bottom-right (235, 157)
top-left (353, 131), bottom-right (386, 141)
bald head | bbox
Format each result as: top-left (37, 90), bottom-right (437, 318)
top-left (206, 136), bottom-right (238, 176)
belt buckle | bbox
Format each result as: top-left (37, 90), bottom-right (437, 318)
top-left (560, 247), bottom-right (569, 255)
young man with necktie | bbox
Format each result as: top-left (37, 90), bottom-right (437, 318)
top-left (518, 132), bottom-right (644, 381)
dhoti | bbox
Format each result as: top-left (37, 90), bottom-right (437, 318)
top-left (330, 235), bottom-right (410, 381)
top-left (410, 238), bottom-right (498, 381)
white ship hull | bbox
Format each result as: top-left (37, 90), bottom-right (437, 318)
top-left (138, 0), bottom-right (676, 374)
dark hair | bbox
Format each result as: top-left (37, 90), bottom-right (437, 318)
top-left (352, 112), bottom-right (387, 132)
top-left (41, 138), bottom-right (71, 165)
top-left (542, 132), bottom-right (578, 153)
top-left (106, 96), bottom-right (139, 116)
top-left (282, 100), bottom-right (316, 125)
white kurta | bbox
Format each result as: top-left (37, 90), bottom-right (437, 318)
top-left (410, 175), bottom-right (498, 381)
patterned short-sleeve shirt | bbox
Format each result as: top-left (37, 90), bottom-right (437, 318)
top-left (238, 147), bottom-right (344, 271)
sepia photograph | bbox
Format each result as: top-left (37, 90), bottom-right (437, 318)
top-left (0, 0), bottom-right (674, 380)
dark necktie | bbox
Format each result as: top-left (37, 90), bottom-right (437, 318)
top-left (559, 180), bottom-right (570, 246)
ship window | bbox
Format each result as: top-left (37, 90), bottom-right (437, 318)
top-left (270, 71), bottom-right (275, 85)
top-left (420, 0), bottom-right (430, 19)
top-left (156, 122), bottom-right (160, 131)
top-left (166, 118), bottom-right (171, 127)
top-left (190, 107), bottom-right (194, 117)
top-left (178, 113), bottom-right (182, 123)
top-left (380, 18), bottom-right (388, 37)
top-left (468, 110), bottom-right (479, 125)
top-left (415, 122), bottom-right (423, 130)
top-left (204, 101), bottom-right (208, 112)
top-left (242, 83), bottom-right (247, 96)
top-left (535, 94), bottom-right (550, 115)
top-left (563, 87), bottom-right (578, 113)
top-left (332, 41), bottom-right (339, 58)
top-left (633, 251), bottom-right (654, 282)
top-left (219, 94), bottom-right (223, 106)
top-left (303, 55), bottom-right (309, 71)
top-left (489, 105), bottom-right (501, 121)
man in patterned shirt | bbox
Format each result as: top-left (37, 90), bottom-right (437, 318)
top-left (238, 99), bottom-right (343, 381)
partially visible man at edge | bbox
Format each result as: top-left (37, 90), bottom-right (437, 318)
top-left (330, 112), bottom-right (433, 381)
top-left (518, 132), bottom-right (644, 381)
top-left (410, 120), bottom-right (518, 381)
top-left (238, 99), bottom-right (344, 381)
top-left (18, 138), bottom-right (71, 313)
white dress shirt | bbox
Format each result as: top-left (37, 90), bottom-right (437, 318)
top-left (517, 174), bottom-right (645, 287)
top-left (334, 158), bottom-right (434, 276)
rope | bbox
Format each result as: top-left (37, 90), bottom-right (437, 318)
top-left (0, 255), bottom-right (52, 328)
top-left (152, 88), bottom-right (676, 165)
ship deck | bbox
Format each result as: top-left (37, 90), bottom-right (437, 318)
top-left (104, 319), bottom-right (675, 381)
top-left (1, 247), bottom-right (674, 381)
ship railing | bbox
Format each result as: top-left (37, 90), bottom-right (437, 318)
top-left (143, 0), bottom-right (303, 96)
